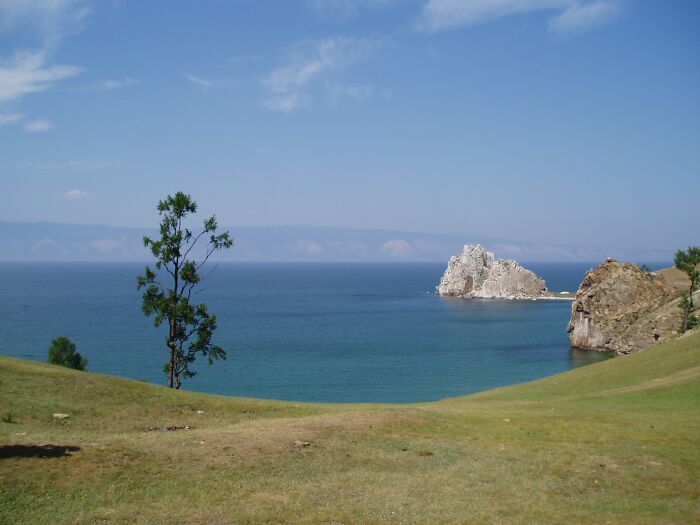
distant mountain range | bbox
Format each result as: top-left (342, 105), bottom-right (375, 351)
top-left (0, 221), bottom-right (673, 263)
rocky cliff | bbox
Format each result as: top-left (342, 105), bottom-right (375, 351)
top-left (437, 244), bottom-right (549, 299)
top-left (567, 260), bottom-right (684, 354)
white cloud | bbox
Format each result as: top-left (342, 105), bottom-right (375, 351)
top-left (182, 71), bottom-right (215, 89)
top-left (74, 77), bottom-right (140, 91)
top-left (0, 0), bottom-right (91, 47)
top-left (381, 239), bottom-right (418, 257)
top-left (32, 237), bottom-right (60, 254)
top-left (291, 240), bottom-right (324, 254)
top-left (0, 2), bottom-right (90, 134)
top-left (24, 118), bottom-right (53, 132)
top-left (419, 0), bottom-right (620, 34)
top-left (263, 36), bottom-right (377, 112)
top-left (548, 0), bottom-right (620, 34)
top-left (90, 237), bottom-right (127, 253)
top-left (0, 112), bottom-right (23, 125)
top-left (0, 50), bottom-right (82, 103)
top-left (63, 188), bottom-right (89, 199)
top-left (263, 92), bottom-right (306, 112)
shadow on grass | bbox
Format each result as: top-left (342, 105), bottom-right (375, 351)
top-left (0, 444), bottom-right (81, 459)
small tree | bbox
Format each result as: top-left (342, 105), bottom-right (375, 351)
top-left (48, 336), bottom-right (87, 371)
top-left (674, 246), bottom-right (700, 333)
top-left (137, 192), bottom-right (233, 389)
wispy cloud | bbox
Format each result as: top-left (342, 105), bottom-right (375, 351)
top-left (0, 50), bottom-right (82, 103)
top-left (548, 1), bottom-right (620, 33)
top-left (0, 112), bottom-right (23, 125)
top-left (32, 237), bottom-right (60, 254)
top-left (74, 77), bottom-right (140, 91)
top-left (0, 2), bottom-right (89, 134)
top-left (381, 239), bottom-right (418, 257)
top-left (419, 0), bottom-right (621, 34)
top-left (263, 36), bottom-right (378, 112)
top-left (90, 237), bottom-right (127, 254)
top-left (63, 188), bottom-right (90, 199)
top-left (182, 71), bottom-right (215, 89)
top-left (0, 0), bottom-right (92, 48)
top-left (264, 91), bottom-right (306, 113)
top-left (24, 118), bottom-right (53, 132)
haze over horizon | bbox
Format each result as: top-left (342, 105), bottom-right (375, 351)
top-left (0, 220), bottom-right (680, 262)
top-left (1, 1), bottom-right (699, 253)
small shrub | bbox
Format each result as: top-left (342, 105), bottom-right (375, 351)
top-left (2, 412), bottom-right (13, 424)
top-left (680, 295), bottom-right (699, 332)
top-left (48, 336), bottom-right (88, 371)
top-left (675, 247), bottom-right (700, 333)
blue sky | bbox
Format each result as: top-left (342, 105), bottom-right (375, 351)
top-left (1, 0), bottom-right (698, 250)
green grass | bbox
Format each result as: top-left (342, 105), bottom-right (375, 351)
top-left (1, 331), bottom-right (699, 524)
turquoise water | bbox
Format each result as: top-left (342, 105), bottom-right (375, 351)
top-left (0, 262), bottom-right (628, 403)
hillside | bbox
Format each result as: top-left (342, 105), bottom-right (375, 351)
top-left (657, 266), bottom-right (692, 292)
top-left (1, 332), bottom-right (699, 524)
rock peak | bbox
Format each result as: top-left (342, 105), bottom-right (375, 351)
top-left (437, 244), bottom-right (548, 300)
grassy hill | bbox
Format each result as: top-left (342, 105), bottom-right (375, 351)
top-left (1, 332), bottom-right (699, 524)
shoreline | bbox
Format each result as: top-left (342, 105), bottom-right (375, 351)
top-left (540, 292), bottom-right (575, 301)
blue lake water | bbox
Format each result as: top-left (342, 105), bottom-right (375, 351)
top-left (0, 262), bottom-right (664, 403)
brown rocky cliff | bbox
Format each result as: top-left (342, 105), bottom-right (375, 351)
top-left (567, 260), bottom-right (684, 354)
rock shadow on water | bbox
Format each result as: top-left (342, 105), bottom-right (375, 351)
top-left (568, 346), bottom-right (615, 368)
top-left (0, 444), bottom-right (81, 459)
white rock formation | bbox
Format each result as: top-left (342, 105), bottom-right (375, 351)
top-left (437, 244), bottom-right (549, 299)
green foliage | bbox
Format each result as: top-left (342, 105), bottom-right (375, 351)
top-left (679, 294), bottom-right (699, 331)
top-left (47, 336), bottom-right (87, 371)
top-left (639, 264), bottom-right (651, 273)
top-left (2, 412), bottom-right (13, 424)
top-left (674, 246), bottom-right (700, 333)
top-left (138, 192), bottom-right (233, 389)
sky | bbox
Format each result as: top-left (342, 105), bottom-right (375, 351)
top-left (0, 0), bottom-right (698, 251)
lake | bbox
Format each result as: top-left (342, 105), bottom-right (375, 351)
top-left (0, 261), bottom-right (650, 403)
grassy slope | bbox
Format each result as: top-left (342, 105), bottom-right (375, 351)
top-left (1, 332), bottom-right (699, 525)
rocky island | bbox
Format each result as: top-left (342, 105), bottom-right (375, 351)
top-left (567, 259), bottom-right (685, 354)
top-left (437, 244), bottom-right (551, 300)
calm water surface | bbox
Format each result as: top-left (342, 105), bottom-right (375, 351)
top-left (0, 262), bottom-right (637, 403)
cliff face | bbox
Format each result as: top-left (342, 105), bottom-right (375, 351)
top-left (437, 244), bottom-right (548, 299)
top-left (567, 260), bottom-right (683, 354)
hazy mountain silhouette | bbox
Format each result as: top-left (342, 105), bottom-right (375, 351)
top-left (0, 221), bottom-right (672, 262)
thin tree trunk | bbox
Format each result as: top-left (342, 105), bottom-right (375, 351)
top-left (169, 240), bottom-right (180, 389)
top-left (167, 319), bottom-right (175, 388)
top-left (689, 277), bottom-right (695, 313)
top-left (168, 346), bottom-right (175, 388)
